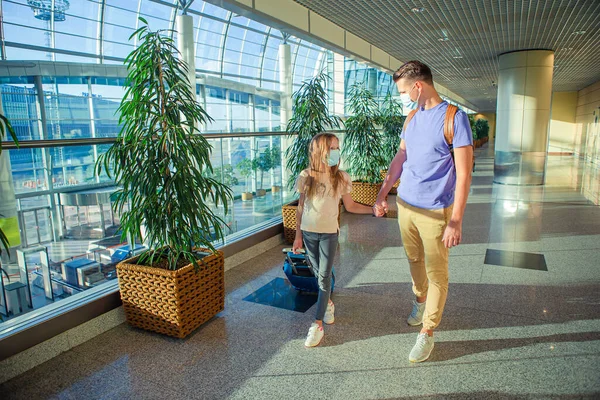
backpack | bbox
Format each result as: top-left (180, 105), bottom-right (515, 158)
top-left (403, 104), bottom-right (475, 171)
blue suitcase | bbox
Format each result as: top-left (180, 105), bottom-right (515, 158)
top-left (282, 250), bottom-right (335, 293)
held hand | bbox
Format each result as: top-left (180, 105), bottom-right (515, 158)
top-left (292, 236), bottom-right (303, 254)
top-left (373, 198), bottom-right (388, 218)
top-left (442, 220), bottom-right (462, 249)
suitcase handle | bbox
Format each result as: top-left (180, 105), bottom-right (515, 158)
top-left (282, 247), bottom-right (305, 254)
top-left (285, 253), bottom-right (300, 275)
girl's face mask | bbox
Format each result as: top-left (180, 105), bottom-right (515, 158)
top-left (327, 149), bottom-right (340, 166)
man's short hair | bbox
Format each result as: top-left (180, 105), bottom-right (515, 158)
top-left (392, 61), bottom-right (433, 85)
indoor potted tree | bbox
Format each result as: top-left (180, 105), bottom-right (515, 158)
top-left (252, 148), bottom-right (271, 197)
top-left (282, 72), bottom-right (339, 243)
top-left (209, 164), bottom-right (239, 188)
top-left (475, 118), bottom-right (489, 146)
top-left (95, 20), bottom-right (232, 339)
top-left (269, 145), bottom-right (281, 193)
top-left (344, 82), bottom-right (385, 206)
top-left (237, 158), bottom-right (253, 201)
top-left (379, 92), bottom-right (404, 195)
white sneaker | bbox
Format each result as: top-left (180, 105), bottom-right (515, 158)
top-left (407, 300), bottom-right (426, 326)
top-left (409, 332), bottom-right (434, 363)
top-left (323, 302), bottom-right (335, 325)
top-left (304, 323), bottom-right (324, 347)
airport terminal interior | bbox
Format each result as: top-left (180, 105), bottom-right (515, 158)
top-left (0, 0), bottom-right (599, 399)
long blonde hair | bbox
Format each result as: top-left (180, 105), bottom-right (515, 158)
top-left (305, 133), bottom-right (345, 199)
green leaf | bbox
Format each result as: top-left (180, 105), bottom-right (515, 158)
top-left (93, 22), bottom-right (231, 270)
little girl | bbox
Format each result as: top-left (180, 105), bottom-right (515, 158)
top-left (293, 132), bottom-right (374, 347)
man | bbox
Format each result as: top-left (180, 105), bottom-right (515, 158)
top-left (374, 61), bottom-right (473, 363)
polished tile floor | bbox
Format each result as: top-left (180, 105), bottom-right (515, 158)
top-left (2, 145), bottom-right (600, 399)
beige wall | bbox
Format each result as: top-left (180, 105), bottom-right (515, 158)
top-left (548, 92), bottom-right (578, 154)
top-left (574, 80), bottom-right (600, 205)
top-left (575, 81), bottom-right (600, 158)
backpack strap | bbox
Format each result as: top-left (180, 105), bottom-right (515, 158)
top-left (444, 104), bottom-right (459, 146)
top-left (444, 104), bottom-right (476, 172)
top-left (402, 109), bottom-right (418, 132)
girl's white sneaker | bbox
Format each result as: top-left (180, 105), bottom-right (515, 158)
top-left (304, 323), bottom-right (324, 347)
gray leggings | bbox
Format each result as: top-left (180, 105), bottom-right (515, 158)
top-left (302, 231), bottom-right (339, 321)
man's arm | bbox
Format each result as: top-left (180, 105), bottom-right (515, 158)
top-left (374, 140), bottom-right (406, 216)
top-left (442, 145), bottom-right (473, 248)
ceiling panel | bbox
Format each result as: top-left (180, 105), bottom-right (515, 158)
top-left (294, 0), bottom-right (600, 111)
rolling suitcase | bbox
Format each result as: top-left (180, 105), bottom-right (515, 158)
top-left (282, 249), bottom-right (335, 293)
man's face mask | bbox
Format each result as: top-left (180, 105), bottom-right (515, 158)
top-left (399, 83), bottom-right (420, 110)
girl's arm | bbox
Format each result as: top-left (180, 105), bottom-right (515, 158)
top-left (342, 193), bottom-right (375, 215)
top-left (292, 193), bottom-right (306, 253)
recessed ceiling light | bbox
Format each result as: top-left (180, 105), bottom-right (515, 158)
top-left (572, 30), bottom-right (586, 35)
top-left (412, 7), bottom-right (425, 13)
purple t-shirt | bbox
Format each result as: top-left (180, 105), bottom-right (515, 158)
top-left (399, 101), bottom-right (473, 209)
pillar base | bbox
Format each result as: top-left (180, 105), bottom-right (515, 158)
top-left (493, 151), bottom-right (546, 185)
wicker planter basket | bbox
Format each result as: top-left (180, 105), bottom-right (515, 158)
top-left (351, 181), bottom-right (382, 206)
top-left (116, 249), bottom-right (225, 338)
top-left (380, 170), bottom-right (399, 195)
top-left (282, 200), bottom-right (299, 244)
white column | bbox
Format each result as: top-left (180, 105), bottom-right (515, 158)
top-left (176, 14), bottom-right (197, 129)
top-left (279, 42), bottom-right (292, 127)
top-left (279, 39), bottom-right (293, 191)
top-left (495, 50), bottom-right (554, 185)
top-left (333, 53), bottom-right (345, 116)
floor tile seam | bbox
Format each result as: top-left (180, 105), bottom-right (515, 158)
top-left (247, 352), bottom-right (600, 379)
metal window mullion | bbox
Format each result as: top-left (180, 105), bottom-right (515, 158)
top-left (258, 27), bottom-right (271, 87)
top-left (133, 0), bottom-right (143, 48)
top-left (219, 13), bottom-right (233, 80)
top-left (237, 23), bottom-right (250, 80)
top-left (168, 0), bottom-right (179, 39)
top-left (290, 36), bottom-right (300, 83)
top-left (225, 88), bottom-right (231, 133)
top-left (34, 76), bottom-right (62, 241)
top-left (198, 83), bottom-right (207, 132)
top-left (49, 0), bottom-right (56, 61)
top-left (87, 78), bottom-right (100, 183)
top-left (96, 0), bottom-right (106, 64)
top-left (250, 93), bottom-right (256, 132)
top-left (0, 0), bottom-right (7, 60)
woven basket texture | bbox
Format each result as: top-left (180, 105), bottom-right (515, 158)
top-left (350, 181), bottom-right (382, 206)
top-left (116, 249), bottom-right (224, 338)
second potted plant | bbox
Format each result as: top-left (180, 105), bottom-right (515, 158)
top-left (237, 158), bottom-right (253, 201)
top-left (343, 83), bottom-right (385, 206)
